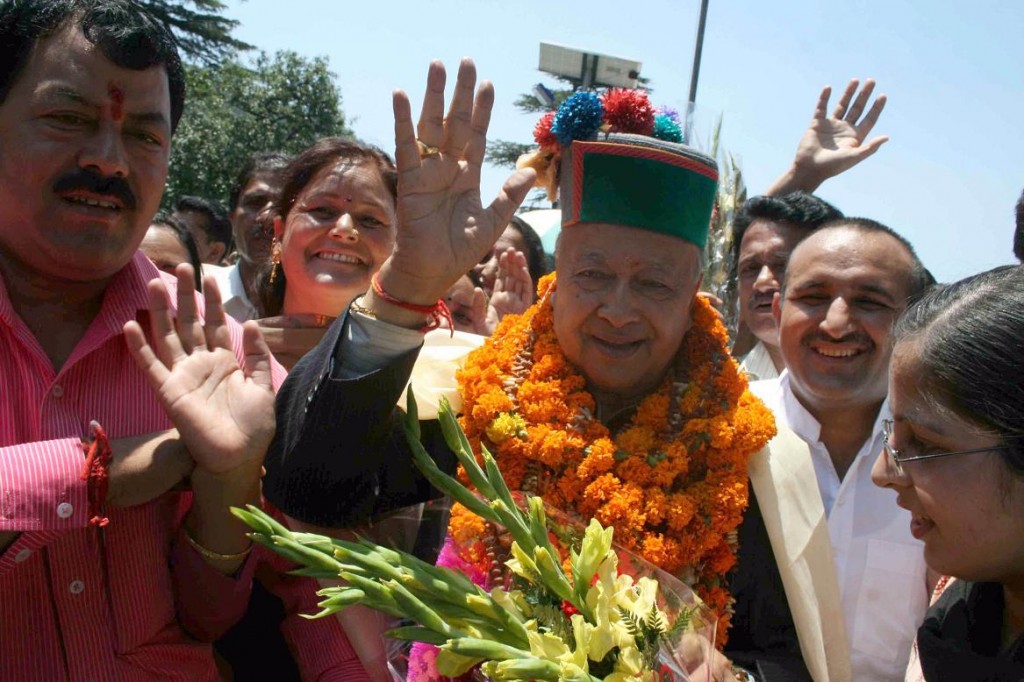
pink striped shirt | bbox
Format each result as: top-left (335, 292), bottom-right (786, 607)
top-left (0, 252), bottom-right (368, 681)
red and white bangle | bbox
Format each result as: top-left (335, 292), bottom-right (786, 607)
top-left (370, 272), bottom-right (453, 335)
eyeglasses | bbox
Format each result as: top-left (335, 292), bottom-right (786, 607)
top-left (881, 419), bottom-right (1012, 475)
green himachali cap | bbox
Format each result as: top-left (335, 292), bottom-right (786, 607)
top-left (560, 133), bottom-right (719, 248)
top-left (518, 89), bottom-right (719, 249)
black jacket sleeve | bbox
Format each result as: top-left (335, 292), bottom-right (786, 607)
top-left (724, 485), bottom-right (813, 682)
top-left (262, 313), bottom-right (457, 528)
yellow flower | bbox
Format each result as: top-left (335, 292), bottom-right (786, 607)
top-left (612, 645), bottom-right (647, 677)
top-left (486, 412), bottom-right (527, 444)
top-left (526, 630), bottom-right (571, 661)
top-left (507, 541), bottom-right (540, 584)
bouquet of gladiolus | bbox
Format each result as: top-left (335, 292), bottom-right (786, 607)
top-left (232, 390), bottom-right (716, 682)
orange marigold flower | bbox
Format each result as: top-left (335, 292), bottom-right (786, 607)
top-left (709, 421), bottom-right (735, 449)
top-left (577, 441), bottom-right (616, 479)
top-left (644, 488), bottom-right (667, 525)
top-left (452, 272), bottom-right (774, 646)
top-left (616, 425), bottom-right (656, 457)
top-left (666, 493), bottom-right (697, 531)
top-left (449, 503), bottom-right (487, 545)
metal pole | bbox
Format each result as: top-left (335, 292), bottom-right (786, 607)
top-left (685, 0), bottom-right (710, 143)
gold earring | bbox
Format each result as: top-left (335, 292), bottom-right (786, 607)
top-left (269, 239), bottom-right (282, 285)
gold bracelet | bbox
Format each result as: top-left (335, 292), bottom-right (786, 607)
top-left (349, 295), bottom-right (378, 320)
top-left (184, 527), bottom-right (252, 562)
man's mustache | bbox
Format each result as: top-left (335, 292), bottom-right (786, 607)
top-left (53, 169), bottom-right (136, 209)
top-left (748, 291), bottom-right (776, 309)
top-left (802, 331), bottom-right (874, 349)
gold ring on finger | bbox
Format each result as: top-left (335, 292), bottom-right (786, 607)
top-left (416, 139), bottom-right (441, 159)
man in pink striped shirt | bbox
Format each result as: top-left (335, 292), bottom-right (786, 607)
top-left (0, 1), bottom-right (318, 679)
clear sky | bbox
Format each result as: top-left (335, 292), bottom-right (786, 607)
top-left (219, 0), bottom-right (1023, 283)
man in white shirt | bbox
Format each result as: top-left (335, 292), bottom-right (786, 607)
top-left (212, 152), bottom-right (291, 321)
top-left (731, 77), bottom-right (890, 382)
top-left (726, 218), bottom-right (935, 681)
top-left (733, 192), bottom-right (841, 381)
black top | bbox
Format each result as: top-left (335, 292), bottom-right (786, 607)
top-left (917, 579), bottom-right (1024, 681)
top-left (725, 485), bottom-right (812, 682)
top-left (262, 312), bottom-right (456, 529)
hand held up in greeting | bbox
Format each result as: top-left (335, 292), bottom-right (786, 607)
top-left (123, 265), bottom-right (276, 478)
top-left (365, 59), bottom-right (535, 328)
top-left (768, 78), bottom-right (888, 195)
top-left (123, 265), bottom-right (276, 571)
top-left (489, 247), bottom-right (533, 319)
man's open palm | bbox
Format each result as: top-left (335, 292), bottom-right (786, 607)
top-left (124, 266), bottom-right (275, 475)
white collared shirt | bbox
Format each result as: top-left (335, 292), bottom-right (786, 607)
top-left (206, 262), bottom-right (257, 322)
top-left (739, 340), bottom-right (780, 382)
top-left (756, 372), bottom-right (929, 681)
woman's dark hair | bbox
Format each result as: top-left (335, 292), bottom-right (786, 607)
top-left (894, 264), bottom-right (1024, 474)
top-left (149, 210), bottom-right (203, 290)
top-left (507, 215), bottom-right (551, 286)
top-left (0, 0), bottom-right (185, 132)
top-left (257, 137), bottom-right (397, 317)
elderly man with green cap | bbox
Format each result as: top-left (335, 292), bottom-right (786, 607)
top-left (261, 60), bottom-right (774, 680)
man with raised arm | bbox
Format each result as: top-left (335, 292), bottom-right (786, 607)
top-left (262, 65), bottom-right (775, 680)
top-left (732, 79), bottom-right (890, 375)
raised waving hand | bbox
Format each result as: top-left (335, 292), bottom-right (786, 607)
top-left (123, 265), bottom-right (276, 476)
top-left (768, 78), bottom-right (888, 196)
top-left (366, 59), bottom-right (535, 327)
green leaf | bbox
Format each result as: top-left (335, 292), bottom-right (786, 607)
top-left (385, 625), bottom-right (450, 646)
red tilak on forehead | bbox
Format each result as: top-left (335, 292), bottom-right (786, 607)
top-left (108, 83), bottom-right (124, 121)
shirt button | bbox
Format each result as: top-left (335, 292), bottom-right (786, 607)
top-left (51, 384), bottom-right (64, 398)
top-left (14, 549), bottom-right (32, 563)
top-left (68, 580), bottom-right (85, 595)
top-left (56, 502), bottom-right (74, 519)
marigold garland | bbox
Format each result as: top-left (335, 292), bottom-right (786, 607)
top-left (452, 272), bottom-right (777, 644)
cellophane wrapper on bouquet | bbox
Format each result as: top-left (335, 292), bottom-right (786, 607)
top-left (390, 497), bottom-right (717, 682)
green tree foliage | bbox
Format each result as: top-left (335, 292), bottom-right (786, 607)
top-left (139, 0), bottom-right (252, 65)
top-left (166, 51), bottom-right (352, 206)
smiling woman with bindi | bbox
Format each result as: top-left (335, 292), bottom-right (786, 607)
top-left (250, 137), bottom-right (398, 369)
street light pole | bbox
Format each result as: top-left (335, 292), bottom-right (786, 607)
top-left (685, 0), bottom-right (710, 143)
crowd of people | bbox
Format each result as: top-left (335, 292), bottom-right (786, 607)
top-left (1, 1), bottom-right (1022, 681)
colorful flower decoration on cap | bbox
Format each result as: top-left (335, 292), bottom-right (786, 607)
top-left (653, 114), bottom-right (684, 143)
top-left (602, 88), bottom-right (656, 136)
top-left (533, 111), bottom-right (558, 151)
top-left (655, 105), bottom-right (681, 123)
top-left (516, 87), bottom-right (689, 200)
top-left (550, 91), bottom-right (604, 146)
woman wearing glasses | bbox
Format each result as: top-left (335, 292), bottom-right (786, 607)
top-left (872, 265), bottom-right (1024, 681)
